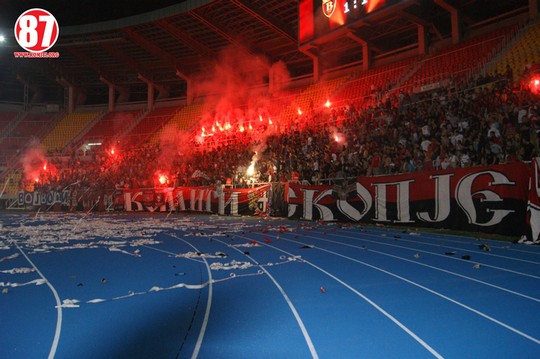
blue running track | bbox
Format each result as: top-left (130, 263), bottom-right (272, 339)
top-left (0, 212), bottom-right (539, 358)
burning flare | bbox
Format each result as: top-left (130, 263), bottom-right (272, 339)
top-left (246, 162), bottom-right (255, 176)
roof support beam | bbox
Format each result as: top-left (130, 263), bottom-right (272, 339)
top-left (121, 28), bottom-right (178, 69)
top-left (300, 46), bottom-right (322, 83)
top-left (138, 74), bottom-right (170, 109)
top-left (154, 19), bottom-right (216, 59)
top-left (176, 70), bottom-right (195, 105)
top-left (98, 41), bottom-right (153, 82)
top-left (417, 24), bottom-right (427, 56)
top-left (67, 47), bottom-right (115, 81)
top-left (346, 32), bottom-right (371, 71)
top-left (531, 0), bottom-right (538, 19)
top-left (121, 27), bottom-right (189, 102)
top-left (397, 10), bottom-right (442, 41)
top-left (434, 0), bottom-right (461, 44)
top-left (55, 77), bottom-right (80, 113)
top-left (99, 76), bottom-right (130, 110)
top-left (16, 74), bottom-right (42, 105)
top-left (229, 0), bottom-right (296, 44)
top-left (189, 8), bottom-right (270, 65)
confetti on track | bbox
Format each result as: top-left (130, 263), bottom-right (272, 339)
top-left (1, 212), bottom-right (540, 359)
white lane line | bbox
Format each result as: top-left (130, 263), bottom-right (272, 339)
top-left (340, 229), bottom-right (540, 265)
top-left (14, 242), bottom-right (62, 359)
top-left (324, 232), bottom-right (540, 280)
top-left (364, 229), bottom-right (540, 257)
top-left (232, 235), bottom-right (443, 358)
top-left (282, 237), bottom-right (540, 346)
top-left (213, 238), bottom-right (319, 359)
top-left (167, 234), bottom-right (213, 359)
top-left (302, 234), bottom-right (540, 303)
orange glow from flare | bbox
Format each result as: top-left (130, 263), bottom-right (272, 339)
top-left (239, 125), bottom-right (245, 132)
top-left (297, 108), bottom-right (302, 115)
top-left (159, 175), bottom-right (168, 185)
top-left (216, 121), bottom-right (223, 131)
top-left (110, 148), bottom-right (115, 155)
top-left (35, 178), bottom-right (39, 183)
top-left (530, 76), bottom-right (540, 95)
top-left (43, 163), bottom-right (47, 171)
top-left (366, 0), bottom-right (385, 13)
top-left (325, 99), bottom-right (331, 108)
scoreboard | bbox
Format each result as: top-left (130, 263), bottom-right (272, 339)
top-left (299, 0), bottom-right (401, 45)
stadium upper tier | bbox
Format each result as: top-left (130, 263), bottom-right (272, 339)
top-left (0, 0), bottom-right (533, 105)
top-left (1, 6), bottom-right (540, 194)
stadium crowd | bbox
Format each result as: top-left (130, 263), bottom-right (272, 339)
top-left (27, 72), bottom-right (540, 193)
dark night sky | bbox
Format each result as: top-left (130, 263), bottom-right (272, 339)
top-left (0, 0), bottom-right (184, 28)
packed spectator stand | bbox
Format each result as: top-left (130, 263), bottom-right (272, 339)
top-left (4, 71), bottom-right (539, 199)
top-left (1, 17), bottom-right (540, 202)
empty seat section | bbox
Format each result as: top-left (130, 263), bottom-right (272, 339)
top-left (492, 19), bottom-right (540, 80)
top-left (0, 112), bottom-right (18, 133)
top-left (81, 110), bottom-right (140, 143)
top-left (10, 113), bottom-right (51, 138)
top-left (150, 103), bottom-right (206, 143)
top-left (403, 24), bottom-right (518, 90)
top-left (334, 57), bottom-right (416, 107)
top-left (41, 112), bottom-right (99, 152)
top-left (2, 171), bottom-right (22, 196)
top-left (0, 113), bottom-right (54, 164)
top-left (121, 107), bottom-right (177, 145)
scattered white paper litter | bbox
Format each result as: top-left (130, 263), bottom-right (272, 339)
top-left (0, 279), bottom-right (46, 287)
top-left (57, 299), bottom-right (80, 308)
top-left (1, 267), bottom-right (35, 274)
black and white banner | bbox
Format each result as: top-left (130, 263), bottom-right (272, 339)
top-left (287, 163), bottom-right (529, 235)
top-left (17, 162), bottom-right (535, 236)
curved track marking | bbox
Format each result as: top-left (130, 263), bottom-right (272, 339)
top-left (167, 234), bottom-right (213, 359)
top-left (360, 229), bottom-right (540, 257)
top-left (231, 235), bottom-right (444, 358)
top-left (14, 241), bottom-right (62, 359)
top-left (280, 236), bottom-right (540, 346)
top-left (301, 233), bottom-right (540, 303)
top-left (340, 229), bottom-right (540, 265)
top-left (324, 231), bottom-right (540, 280)
top-left (213, 238), bottom-right (319, 359)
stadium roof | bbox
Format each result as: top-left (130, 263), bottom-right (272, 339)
top-left (0, 0), bottom-right (531, 105)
